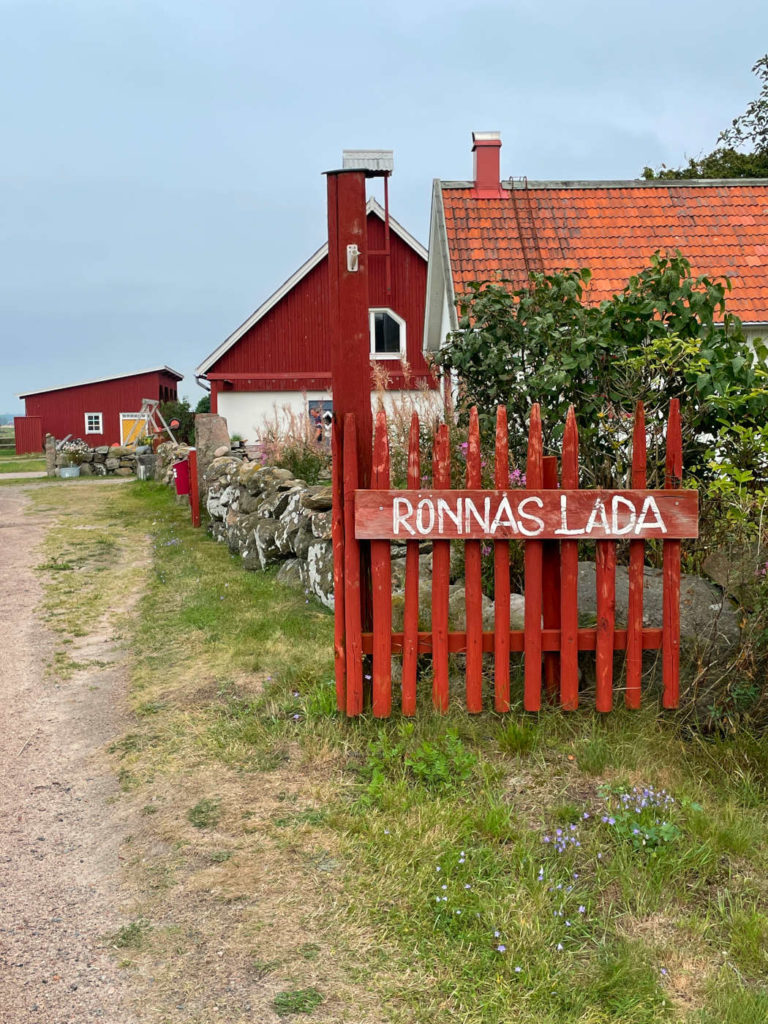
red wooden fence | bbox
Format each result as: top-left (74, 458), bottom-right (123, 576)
top-left (332, 401), bottom-right (697, 717)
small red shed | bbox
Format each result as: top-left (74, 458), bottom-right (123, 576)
top-left (195, 199), bottom-right (436, 440)
top-left (18, 366), bottom-right (184, 449)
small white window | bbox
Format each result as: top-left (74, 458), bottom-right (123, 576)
top-left (370, 307), bottom-right (406, 359)
top-left (85, 412), bottom-right (103, 434)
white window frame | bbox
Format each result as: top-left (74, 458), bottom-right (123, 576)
top-left (369, 307), bottom-right (406, 359)
top-left (85, 412), bottom-right (103, 435)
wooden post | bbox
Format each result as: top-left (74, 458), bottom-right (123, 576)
top-left (432, 424), bottom-right (451, 712)
top-left (331, 418), bottom-right (346, 711)
top-left (465, 407), bottom-right (484, 712)
top-left (662, 399), bottom-right (683, 709)
top-left (559, 408), bottom-right (579, 710)
top-left (493, 406), bottom-right (511, 712)
top-left (188, 448), bottom-right (201, 528)
top-left (326, 169), bottom-right (373, 490)
top-left (524, 405), bottom-right (544, 711)
top-left (542, 455), bottom-right (561, 702)
top-left (626, 402), bottom-right (646, 708)
top-left (343, 414), bottom-right (364, 716)
top-left (327, 168), bottom-right (374, 713)
top-left (401, 412), bottom-right (421, 715)
top-left (371, 411), bottom-right (392, 717)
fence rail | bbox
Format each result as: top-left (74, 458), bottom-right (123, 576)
top-left (333, 400), bottom-right (696, 717)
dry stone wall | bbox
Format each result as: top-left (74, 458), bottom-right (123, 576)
top-left (203, 456), bottom-right (335, 609)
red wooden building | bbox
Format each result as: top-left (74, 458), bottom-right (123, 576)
top-left (16, 366), bottom-right (183, 451)
top-left (195, 199), bottom-right (436, 441)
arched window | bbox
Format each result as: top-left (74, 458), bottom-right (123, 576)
top-left (369, 307), bottom-right (406, 359)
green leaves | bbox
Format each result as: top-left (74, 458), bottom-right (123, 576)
top-left (435, 251), bottom-right (768, 487)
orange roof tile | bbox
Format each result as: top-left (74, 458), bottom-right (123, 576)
top-left (441, 182), bottom-right (768, 322)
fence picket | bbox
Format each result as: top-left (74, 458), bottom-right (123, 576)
top-left (432, 424), bottom-right (451, 712)
top-left (560, 407), bottom-right (579, 710)
top-left (401, 412), bottom-right (421, 715)
top-left (493, 405), bottom-right (511, 712)
top-left (626, 402), bottom-right (646, 708)
top-left (524, 404), bottom-right (544, 711)
top-left (663, 399), bottom-right (683, 708)
top-left (595, 540), bottom-right (616, 711)
top-left (343, 413), bottom-right (364, 715)
top-left (371, 410), bottom-right (392, 717)
top-left (331, 417), bottom-right (346, 712)
top-left (465, 407), bottom-right (484, 712)
top-left (542, 456), bottom-right (561, 703)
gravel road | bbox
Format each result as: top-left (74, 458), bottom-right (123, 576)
top-left (0, 485), bottom-right (137, 1023)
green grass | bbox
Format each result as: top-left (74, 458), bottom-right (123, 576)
top-left (33, 480), bottom-right (768, 1023)
top-left (0, 449), bottom-right (45, 473)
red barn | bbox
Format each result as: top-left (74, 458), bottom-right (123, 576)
top-left (195, 199), bottom-right (436, 440)
top-left (17, 366), bottom-right (183, 450)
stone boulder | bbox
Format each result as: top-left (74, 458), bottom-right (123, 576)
top-left (306, 541), bottom-right (334, 609)
top-left (576, 561), bottom-right (740, 650)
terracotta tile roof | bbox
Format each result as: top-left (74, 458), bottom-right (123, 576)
top-left (442, 182), bottom-right (768, 322)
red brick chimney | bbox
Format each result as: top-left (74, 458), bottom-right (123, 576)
top-left (472, 131), bottom-right (503, 198)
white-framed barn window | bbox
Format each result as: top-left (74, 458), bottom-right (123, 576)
top-left (85, 412), bottom-right (103, 434)
top-left (370, 307), bottom-right (406, 359)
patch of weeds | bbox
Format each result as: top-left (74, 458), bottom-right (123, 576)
top-left (251, 957), bottom-right (279, 980)
top-left (136, 700), bottom-right (167, 716)
top-left (112, 919), bottom-right (152, 950)
top-left (273, 808), bottom-right (328, 828)
top-left (598, 783), bottom-right (683, 854)
top-left (363, 724), bottom-right (478, 801)
top-left (187, 797), bottom-right (221, 829)
top-left (272, 987), bottom-right (324, 1017)
top-left (141, 804), bottom-right (159, 815)
top-left (209, 850), bottom-right (233, 863)
top-left (552, 802), bottom-right (583, 825)
top-left (729, 908), bottom-right (768, 975)
top-left (575, 734), bottom-right (611, 775)
top-left (109, 733), bottom-right (152, 757)
top-left (298, 942), bottom-right (321, 961)
top-left (497, 719), bottom-right (537, 756)
top-left (37, 557), bottom-right (74, 571)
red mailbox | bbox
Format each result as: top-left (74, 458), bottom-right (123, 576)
top-left (172, 459), bottom-right (190, 495)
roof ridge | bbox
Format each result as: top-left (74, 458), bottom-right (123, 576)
top-left (442, 178), bottom-right (768, 190)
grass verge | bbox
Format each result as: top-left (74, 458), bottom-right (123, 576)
top-left (33, 480), bottom-right (768, 1023)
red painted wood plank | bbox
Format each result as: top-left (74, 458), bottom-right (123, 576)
top-left (361, 627), bottom-right (665, 655)
top-left (595, 540), bottom-right (616, 711)
top-left (524, 404), bottom-right (544, 711)
top-left (371, 410), bottom-right (392, 718)
top-left (432, 424), bottom-right (451, 712)
top-left (401, 412), bottom-right (421, 716)
top-left (465, 408), bottom-right (483, 712)
top-left (494, 405), bottom-right (511, 712)
top-left (343, 413), bottom-right (364, 716)
top-left (542, 455), bottom-right (561, 703)
top-left (331, 417), bottom-right (346, 712)
top-left (354, 489), bottom-right (699, 540)
top-left (626, 402), bottom-right (646, 709)
top-left (559, 407), bottom-right (579, 710)
top-left (663, 399), bottom-right (683, 709)
top-left (188, 447), bottom-right (201, 529)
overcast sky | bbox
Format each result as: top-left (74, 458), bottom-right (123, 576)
top-left (2, 0), bottom-right (766, 414)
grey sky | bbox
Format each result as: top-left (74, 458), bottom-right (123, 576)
top-left (2, 0), bottom-right (766, 413)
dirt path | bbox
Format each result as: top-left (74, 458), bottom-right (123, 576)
top-left (0, 485), bottom-right (138, 1023)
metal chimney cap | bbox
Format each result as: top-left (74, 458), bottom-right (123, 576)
top-left (472, 131), bottom-right (501, 144)
top-left (342, 149), bottom-right (394, 173)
